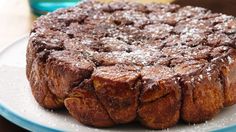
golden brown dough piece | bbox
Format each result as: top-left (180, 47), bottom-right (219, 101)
top-left (138, 65), bottom-right (181, 129)
top-left (175, 61), bottom-right (224, 123)
top-left (92, 65), bottom-right (141, 124)
top-left (64, 79), bottom-right (114, 127)
top-left (213, 49), bottom-right (236, 106)
top-left (26, 29), bottom-right (68, 109)
top-left (46, 50), bottom-right (95, 99)
top-left (29, 51), bottom-right (64, 109)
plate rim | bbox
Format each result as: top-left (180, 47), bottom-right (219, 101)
top-left (0, 101), bottom-right (63, 132)
top-left (0, 36), bottom-right (236, 132)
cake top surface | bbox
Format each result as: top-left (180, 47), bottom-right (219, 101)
top-left (30, 0), bottom-right (236, 78)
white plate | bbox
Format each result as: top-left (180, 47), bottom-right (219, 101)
top-left (0, 36), bottom-right (236, 132)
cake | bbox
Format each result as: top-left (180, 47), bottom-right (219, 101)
top-left (26, 0), bottom-right (236, 129)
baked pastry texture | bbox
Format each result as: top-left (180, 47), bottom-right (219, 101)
top-left (26, 0), bottom-right (236, 129)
